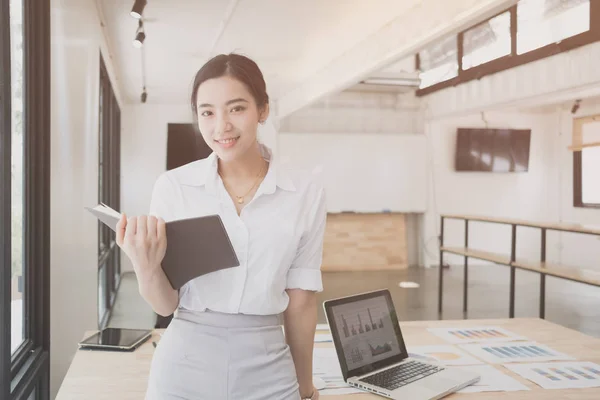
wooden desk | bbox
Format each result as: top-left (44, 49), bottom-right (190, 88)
top-left (56, 318), bottom-right (600, 399)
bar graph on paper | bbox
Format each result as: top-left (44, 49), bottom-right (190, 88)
top-left (427, 326), bottom-right (527, 344)
top-left (505, 362), bottom-right (600, 389)
top-left (459, 341), bottom-right (574, 364)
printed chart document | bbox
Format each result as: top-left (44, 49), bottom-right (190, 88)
top-left (427, 326), bottom-right (526, 344)
top-left (505, 362), bottom-right (600, 389)
top-left (459, 341), bottom-right (574, 364)
top-left (85, 203), bottom-right (239, 290)
top-left (453, 365), bottom-right (530, 393)
top-left (408, 345), bottom-right (484, 366)
top-left (313, 347), bottom-right (362, 396)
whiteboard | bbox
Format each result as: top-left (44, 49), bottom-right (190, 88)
top-left (277, 133), bottom-right (427, 213)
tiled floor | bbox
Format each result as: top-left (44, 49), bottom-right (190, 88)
top-left (109, 264), bottom-right (600, 338)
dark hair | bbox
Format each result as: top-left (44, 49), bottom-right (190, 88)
top-left (190, 53), bottom-right (269, 119)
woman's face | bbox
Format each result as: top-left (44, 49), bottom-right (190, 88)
top-left (195, 75), bottom-right (268, 162)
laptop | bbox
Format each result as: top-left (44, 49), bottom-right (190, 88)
top-left (323, 289), bottom-right (480, 399)
top-left (78, 328), bottom-right (152, 352)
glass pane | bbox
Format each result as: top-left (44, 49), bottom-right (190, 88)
top-left (582, 147), bottom-right (600, 205)
top-left (517, 0), bottom-right (590, 55)
top-left (462, 12), bottom-right (511, 70)
top-left (418, 35), bottom-right (458, 89)
top-left (98, 262), bottom-right (107, 327)
top-left (10, 0), bottom-right (25, 355)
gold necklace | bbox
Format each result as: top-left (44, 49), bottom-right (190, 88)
top-left (224, 161), bottom-right (267, 204)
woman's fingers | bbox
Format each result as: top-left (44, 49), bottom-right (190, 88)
top-left (136, 216), bottom-right (147, 240)
top-left (116, 213), bottom-right (127, 246)
top-left (147, 216), bottom-right (158, 239)
top-left (157, 217), bottom-right (166, 242)
top-left (125, 216), bottom-right (137, 241)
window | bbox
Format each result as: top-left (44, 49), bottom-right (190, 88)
top-left (574, 117), bottom-right (600, 208)
top-left (1, 0), bottom-right (51, 398)
top-left (462, 11), bottom-right (512, 69)
top-left (10, 0), bottom-right (25, 357)
top-left (98, 54), bottom-right (121, 329)
top-left (581, 147), bottom-right (600, 205)
top-left (517, 0), bottom-right (590, 54)
top-left (416, 0), bottom-right (599, 95)
top-left (417, 35), bottom-right (458, 89)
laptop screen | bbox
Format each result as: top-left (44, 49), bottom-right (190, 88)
top-left (324, 289), bottom-right (409, 381)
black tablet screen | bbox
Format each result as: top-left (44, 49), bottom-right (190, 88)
top-left (80, 328), bottom-right (150, 347)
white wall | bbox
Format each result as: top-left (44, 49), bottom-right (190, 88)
top-left (555, 102), bottom-right (600, 269)
top-left (278, 132), bottom-right (427, 213)
top-left (50, 0), bottom-right (123, 398)
top-left (279, 90), bottom-right (426, 265)
top-left (420, 104), bottom-right (600, 271)
top-left (421, 111), bottom-right (560, 267)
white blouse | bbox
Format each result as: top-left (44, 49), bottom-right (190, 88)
top-left (148, 144), bottom-right (326, 315)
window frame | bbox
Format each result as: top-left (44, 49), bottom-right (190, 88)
top-left (416, 0), bottom-right (600, 96)
top-left (1, 0), bottom-right (51, 399)
top-left (573, 143), bottom-right (600, 210)
top-left (98, 53), bottom-right (121, 330)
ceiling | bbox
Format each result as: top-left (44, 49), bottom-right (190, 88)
top-left (98, 0), bottom-right (510, 111)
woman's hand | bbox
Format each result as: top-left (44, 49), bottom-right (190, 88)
top-left (300, 386), bottom-right (319, 400)
top-left (116, 214), bottom-right (167, 279)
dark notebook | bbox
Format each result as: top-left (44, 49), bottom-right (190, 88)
top-left (86, 203), bottom-right (240, 290)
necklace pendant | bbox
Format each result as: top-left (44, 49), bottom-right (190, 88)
top-left (237, 197), bottom-right (244, 204)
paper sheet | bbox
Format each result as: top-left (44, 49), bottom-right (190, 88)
top-left (459, 341), bottom-right (574, 364)
top-left (316, 323), bottom-right (330, 331)
top-left (408, 345), bottom-right (484, 365)
top-left (427, 326), bottom-right (527, 344)
top-left (505, 362), bottom-right (600, 389)
top-left (453, 365), bottom-right (530, 393)
top-left (314, 333), bottom-right (333, 343)
top-left (282, 326), bottom-right (332, 342)
top-left (313, 347), bottom-right (363, 395)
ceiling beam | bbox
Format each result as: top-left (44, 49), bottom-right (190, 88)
top-left (275, 0), bottom-right (514, 119)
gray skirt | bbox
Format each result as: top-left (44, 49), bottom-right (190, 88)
top-left (145, 309), bottom-right (301, 400)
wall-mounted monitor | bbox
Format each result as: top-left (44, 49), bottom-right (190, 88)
top-left (455, 128), bottom-right (531, 172)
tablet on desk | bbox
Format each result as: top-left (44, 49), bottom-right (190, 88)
top-left (78, 328), bottom-right (152, 352)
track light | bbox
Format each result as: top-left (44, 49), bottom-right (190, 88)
top-left (133, 31), bottom-right (145, 48)
top-left (141, 87), bottom-right (147, 103)
top-left (130, 0), bottom-right (147, 19)
top-left (133, 20), bottom-right (145, 48)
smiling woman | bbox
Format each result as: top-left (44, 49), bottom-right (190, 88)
top-left (125, 53), bottom-right (326, 400)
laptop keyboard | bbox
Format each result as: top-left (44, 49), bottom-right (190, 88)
top-left (359, 361), bottom-right (443, 391)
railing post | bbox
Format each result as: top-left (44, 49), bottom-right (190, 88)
top-left (463, 219), bottom-right (469, 315)
top-left (509, 224), bottom-right (517, 318)
top-left (438, 216), bottom-right (445, 315)
top-left (540, 228), bottom-right (546, 319)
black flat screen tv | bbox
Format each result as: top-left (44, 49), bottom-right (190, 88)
top-left (455, 128), bottom-right (531, 172)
